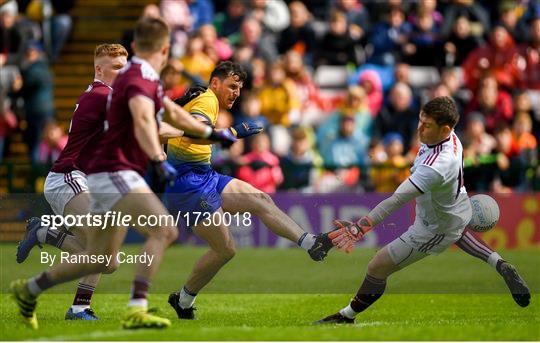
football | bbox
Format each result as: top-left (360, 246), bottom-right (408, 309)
top-left (469, 194), bottom-right (500, 232)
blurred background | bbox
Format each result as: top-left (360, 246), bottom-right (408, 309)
top-left (1, 0), bottom-right (539, 195)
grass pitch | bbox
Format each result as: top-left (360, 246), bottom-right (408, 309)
top-left (0, 244), bottom-right (539, 341)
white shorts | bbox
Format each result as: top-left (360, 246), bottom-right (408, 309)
top-left (87, 170), bottom-right (148, 213)
top-left (387, 224), bottom-right (464, 268)
top-left (44, 170), bottom-right (89, 215)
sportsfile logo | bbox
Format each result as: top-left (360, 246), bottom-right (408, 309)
top-left (40, 210), bottom-right (253, 230)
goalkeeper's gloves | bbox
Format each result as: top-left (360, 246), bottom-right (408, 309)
top-left (174, 85), bottom-right (207, 106)
top-left (149, 158), bottom-right (178, 192)
top-left (229, 120), bottom-right (263, 139)
top-left (209, 128), bottom-right (237, 148)
top-left (328, 216), bottom-right (374, 253)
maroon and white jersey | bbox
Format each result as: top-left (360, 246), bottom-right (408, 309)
top-left (84, 56), bottom-right (165, 176)
top-left (408, 132), bottom-right (472, 232)
top-left (50, 80), bottom-right (111, 174)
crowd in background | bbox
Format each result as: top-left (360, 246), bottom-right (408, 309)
top-left (1, 0), bottom-right (539, 193)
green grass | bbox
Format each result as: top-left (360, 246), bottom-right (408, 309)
top-left (0, 244), bottom-right (539, 341)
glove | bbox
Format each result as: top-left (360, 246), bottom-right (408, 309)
top-left (149, 159), bottom-right (178, 193)
top-left (328, 216), bottom-right (374, 253)
top-left (209, 128), bottom-right (237, 148)
top-left (229, 120), bottom-right (263, 139)
top-left (174, 85), bottom-right (207, 106)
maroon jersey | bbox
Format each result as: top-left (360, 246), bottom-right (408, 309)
top-left (50, 80), bottom-right (111, 174)
top-left (84, 56), bottom-right (164, 176)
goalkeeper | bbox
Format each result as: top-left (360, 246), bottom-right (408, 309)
top-left (316, 97), bottom-right (530, 324)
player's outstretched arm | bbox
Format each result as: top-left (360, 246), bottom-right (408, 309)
top-left (330, 178), bottom-right (424, 253)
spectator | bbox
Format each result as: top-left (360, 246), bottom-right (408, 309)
top-left (440, 67), bottom-right (472, 117)
top-left (213, 0), bottom-right (246, 45)
top-left (394, 62), bottom-right (421, 107)
top-left (315, 10), bottom-right (358, 67)
top-left (404, 6), bottom-right (443, 66)
top-left (19, 42), bottom-right (54, 163)
top-left (278, 1), bottom-right (317, 65)
top-left (198, 23), bottom-right (233, 62)
top-left (317, 86), bottom-right (373, 158)
top-left (36, 121), bottom-right (67, 165)
top-left (0, 1), bottom-right (27, 66)
top-left (441, 0), bottom-right (491, 39)
top-left (248, 0), bottom-right (290, 34)
top-left (408, 0), bottom-right (443, 27)
top-left (280, 126), bottom-right (321, 191)
top-left (49, 0), bottom-right (75, 62)
top-left (462, 25), bottom-right (523, 91)
top-left (370, 132), bottom-right (410, 193)
top-left (283, 50), bottom-right (337, 125)
top-left (513, 90), bottom-right (539, 138)
top-left (234, 91), bottom-right (269, 131)
top-left (238, 16), bottom-right (277, 63)
top-left (518, 17), bottom-right (540, 90)
top-left (180, 33), bottom-right (215, 83)
top-left (497, 0), bottom-right (523, 42)
top-left (493, 123), bottom-right (528, 191)
top-left (121, 4), bottom-right (161, 59)
top-left (512, 112), bottom-right (538, 164)
top-left (442, 15), bottom-right (484, 67)
top-left (465, 74), bottom-right (513, 132)
top-left (187, 0), bottom-right (214, 31)
top-left (331, 0), bottom-right (371, 42)
top-left (160, 0), bottom-right (193, 58)
top-left (462, 112), bottom-right (497, 191)
top-left (318, 115), bottom-right (365, 169)
top-left (358, 69), bottom-right (383, 117)
top-left (367, 5), bottom-right (411, 66)
top-left (374, 82), bottom-right (418, 151)
top-left (258, 60), bottom-right (299, 127)
top-left (161, 64), bottom-right (187, 100)
top-left (236, 132), bottom-right (283, 193)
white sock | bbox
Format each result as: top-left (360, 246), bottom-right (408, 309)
top-left (487, 252), bottom-right (503, 269)
top-left (36, 226), bottom-right (49, 243)
top-left (178, 287), bottom-right (196, 309)
top-left (70, 305), bottom-right (89, 313)
top-left (339, 304), bottom-right (358, 319)
top-left (27, 278), bottom-right (42, 296)
top-left (298, 233), bottom-right (316, 251)
top-left (128, 298), bottom-right (148, 309)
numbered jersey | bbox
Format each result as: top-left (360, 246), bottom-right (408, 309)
top-left (50, 80), bottom-right (111, 174)
top-left (408, 132), bottom-right (472, 233)
top-left (83, 56), bottom-right (165, 176)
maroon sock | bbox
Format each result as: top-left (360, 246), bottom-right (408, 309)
top-left (72, 283), bottom-right (95, 307)
top-left (350, 274), bottom-right (387, 313)
top-left (455, 229), bottom-right (494, 262)
top-left (45, 228), bottom-right (69, 249)
top-left (130, 276), bottom-right (150, 301)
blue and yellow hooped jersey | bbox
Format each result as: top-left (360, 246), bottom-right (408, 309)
top-left (167, 89), bottom-right (219, 165)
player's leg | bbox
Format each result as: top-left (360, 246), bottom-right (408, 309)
top-left (62, 192), bottom-right (102, 320)
top-left (110, 184), bottom-right (176, 329)
top-left (11, 220), bottom-right (125, 329)
top-left (169, 210), bottom-right (235, 319)
top-left (17, 172), bottom-right (89, 262)
top-left (455, 228), bottom-right (530, 307)
top-left (221, 178), bottom-right (334, 261)
top-left (316, 229), bottom-right (429, 324)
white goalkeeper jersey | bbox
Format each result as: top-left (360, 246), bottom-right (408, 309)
top-left (408, 132), bottom-right (472, 233)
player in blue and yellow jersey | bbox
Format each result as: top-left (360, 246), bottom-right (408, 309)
top-left (165, 61), bottom-right (335, 319)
